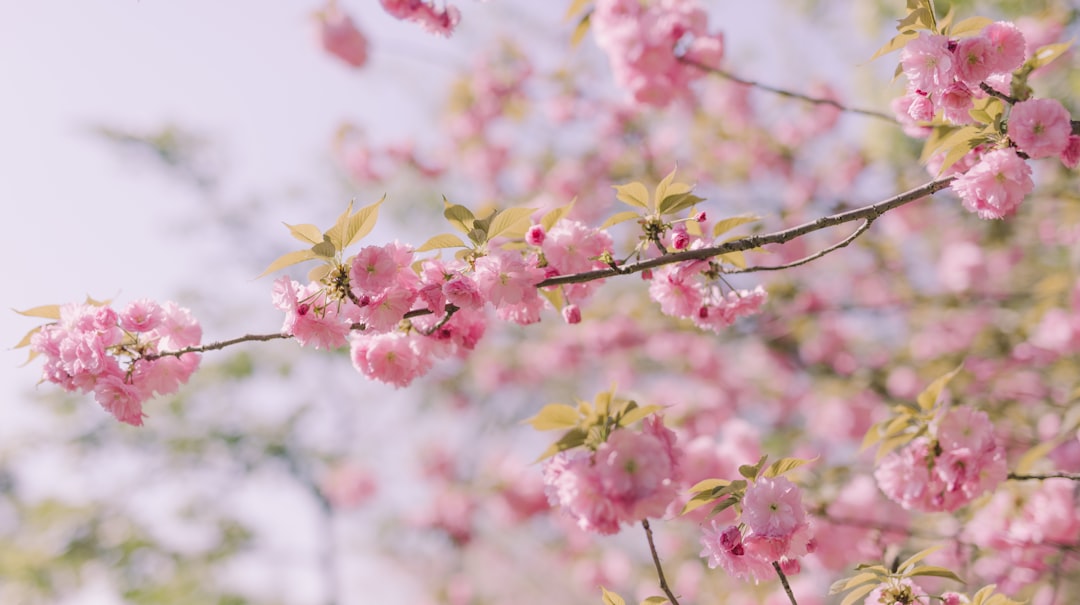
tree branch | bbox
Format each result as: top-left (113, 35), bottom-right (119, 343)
top-left (773, 561), bottom-right (798, 605)
top-left (679, 57), bottom-right (898, 123)
top-left (642, 519), bottom-right (681, 605)
top-left (1008, 471), bottom-right (1080, 481)
top-left (728, 219), bottom-right (873, 274)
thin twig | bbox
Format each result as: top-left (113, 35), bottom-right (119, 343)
top-left (729, 219), bottom-right (873, 273)
top-left (979, 82), bottom-right (1019, 106)
top-left (538, 177), bottom-right (956, 288)
top-left (772, 561), bottom-right (798, 605)
top-left (679, 57), bottom-right (897, 123)
top-left (147, 179), bottom-right (954, 359)
top-left (642, 519), bottom-right (681, 605)
top-left (1008, 471), bottom-right (1080, 481)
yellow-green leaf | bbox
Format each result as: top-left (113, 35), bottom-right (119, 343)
top-left (444, 201), bottom-right (476, 235)
top-left (570, 12), bottom-right (592, 48)
top-left (641, 597), bottom-right (668, 605)
top-left (763, 455), bottom-right (818, 479)
top-left (258, 249), bottom-right (319, 278)
top-left (897, 545), bottom-right (942, 573)
top-left (869, 30), bottom-right (920, 62)
top-left (14, 304), bottom-right (61, 320)
top-left (601, 587), bottom-right (626, 605)
top-left (658, 192), bottom-right (705, 216)
top-left (876, 432), bottom-right (917, 462)
top-left (284, 222), bottom-right (322, 245)
top-left (342, 196), bottom-right (384, 249)
top-left (534, 428), bottom-right (588, 462)
top-left (488, 207), bottom-right (537, 241)
top-left (718, 251), bottom-right (747, 269)
top-left (829, 572), bottom-right (882, 595)
top-left (601, 210), bottom-right (642, 229)
top-left (526, 403), bottom-right (581, 431)
top-left (541, 200), bottom-right (575, 231)
top-left (1029, 41), bottom-right (1073, 70)
top-left (312, 235), bottom-right (337, 258)
top-left (613, 181), bottom-right (650, 209)
top-left (616, 404), bottom-right (662, 428)
top-left (324, 201), bottom-right (355, 251)
top-left (916, 364), bottom-right (964, 412)
top-left (564, 0), bottom-right (590, 21)
top-left (948, 16), bottom-right (992, 37)
top-left (687, 478), bottom-right (730, 494)
top-left (13, 326), bottom-right (42, 349)
top-left (416, 233), bottom-right (468, 252)
top-left (1014, 439), bottom-right (1059, 475)
top-left (840, 583), bottom-right (879, 605)
top-left (653, 166), bottom-right (680, 207)
top-left (308, 264), bottom-right (332, 283)
top-left (712, 215), bottom-right (760, 238)
top-left (907, 566), bottom-right (964, 583)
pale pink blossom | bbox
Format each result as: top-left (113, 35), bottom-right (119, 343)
top-left (350, 331), bottom-right (433, 388)
top-left (700, 522), bottom-right (774, 582)
top-left (1009, 98), bottom-right (1072, 159)
top-left (648, 265), bottom-right (703, 318)
top-left (350, 242), bottom-right (416, 296)
top-left (473, 250), bottom-right (546, 324)
top-left (742, 476), bottom-right (806, 539)
top-left (900, 33), bottom-right (955, 94)
top-left (1061, 135), bottom-right (1080, 169)
top-left (380, 0), bottom-right (460, 37)
top-left (982, 21), bottom-right (1027, 75)
top-left (938, 81), bottom-right (975, 124)
top-left (954, 35), bottom-right (994, 86)
top-left (316, 4), bottom-right (368, 68)
top-left (951, 148), bottom-right (1033, 219)
top-left (93, 374), bottom-right (148, 426)
top-left (272, 277), bottom-right (356, 350)
top-left (118, 299), bottom-right (163, 333)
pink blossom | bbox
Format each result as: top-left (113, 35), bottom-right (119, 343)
top-left (648, 265), bottom-right (703, 318)
top-left (358, 286), bottom-right (417, 333)
top-left (951, 148), bottom-right (1033, 219)
top-left (742, 476), bottom-right (807, 539)
top-left (350, 242), bottom-right (415, 296)
top-left (982, 21), bottom-right (1026, 75)
top-left (864, 578), bottom-right (923, 605)
top-left (1061, 135), bottom-right (1080, 169)
top-left (473, 250), bottom-right (546, 325)
top-left (1009, 98), bottom-right (1072, 159)
top-left (379, 0), bottom-right (460, 37)
top-left (541, 219), bottom-right (613, 303)
top-left (938, 81), bottom-right (975, 124)
top-left (900, 33), bottom-right (955, 94)
top-left (954, 35), bottom-right (994, 86)
top-left (699, 522), bottom-right (774, 582)
top-left (562, 304), bottom-right (582, 324)
top-left (316, 4), bottom-right (368, 69)
top-left (272, 277), bottom-right (355, 350)
top-left (93, 374), bottom-right (147, 426)
top-left (525, 224), bottom-right (545, 246)
top-left (154, 301), bottom-right (203, 350)
top-left (118, 298), bottom-right (163, 333)
top-left (350, 331), bottom-right (433, 388)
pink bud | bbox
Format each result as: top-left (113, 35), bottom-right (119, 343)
top-left (561, 304), bottom-right (581, 324)
top-left (525, 224), bottom-right (546, 246)
top-left (694, 211), bottom-right (707, 223)
top-left (317, 5), bottom-right (369, 69)
top-left (672, 229), bottom-right (690, 250)
top-left (641, 269), bottom-right (653, 280)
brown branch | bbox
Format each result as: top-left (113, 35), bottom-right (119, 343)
top-left (538, 177), bottom-right (956, 288)
top-left (642, 519), bottom-right (681, 605)
top-left (772, 561), bottom-right (798, 605)
top-left (979, 82), bottom-right (1019, 106)
top-left (728, 219), bottom-right (873, 274)
top-left (1008, 471), bottom-right (1080, 481)
top-left (147, 179), bottom-right (954, 360)
top-left (679, 57), bottom-right (898, 123)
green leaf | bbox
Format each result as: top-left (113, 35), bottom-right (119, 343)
top-left (876, 432), bottom-right (917, 462)
top-left (342, 196), bottom-right (384, 249)
top-left (869, 30), bottom-right (920, 62)
top-left (601, 210), bottom-right (642, 229)
top-left (444, 201), bottom-right (476, 235)
top-left (416, 233), bottom-right (468, 252)
top-left (739, 455), bottom-right (768, 481)
top-left (840, 583), bottom-right (878, 605)
top-left (709, 498), bottom-right (738, 516)
top-left (466, 227), bottom-right (487, 246)
top-left (907, 566), bottom-right (964, 583)
top-left (488, 207), bottom-right (537, 241)
top-left (283, 223), bottom-right (323, 245)
top-left (658, 192), bottom-right (705, 216)
top-left (712, 215), bottom-right (760, 238)
top-left (1028, 41), bottom-right (1073, 70)
top-left (916, 364), bottom-right (964, 412)
top-left (541, 200), bottom-right (575, 231)
top-left (687, 478), bottom-right (730, 494)
top-left (717, 251), bottom-right (747, 269)
top-left (897, 545), bottom-right (942, 573)
top-left (258, 249), bottom-right (319, 278)
top-left (564, 0), bottom-right (590, 20)
top-left (763, 455), bottom-right (818, 479)
top-left (570, 12), bottom-right (592, 48)
top-left (613, 181), bottom-right (650, 209)
top-left (14, 304), bottom-right (61, 320)
top-left (312, 234), bottom-right (337, 258)
top-left (654, 167), bottom-right (689, 207)
top-left (641, 597), bottom-right (668, 605)
top-left (829, 572), bottom-right (882, 595)
top-left (601, 587), bottom-right (626, 605)
top-left (534, 428), bottom-right (588, 462)
top-left (324, 201), bottom-right (355, 251)
top-left (948, 16), bottom-right (992, 37)
top-left (616, 404), bottom-right (663, 428)
top-left (526, 403), bottom-right (582, 431)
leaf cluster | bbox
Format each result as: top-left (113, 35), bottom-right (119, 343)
top-left (14, 297), bottom-right (110, 366)
top-left (415, 198), bottom-right (537, 263)
top-left (680, 454), bottom-right (815, 517)
top-left (828, 546), bottom-right (965, 605)
top-left (525, 388), bottom-right (662, 462)
top-left (862, 364), bottom-right (963, 462)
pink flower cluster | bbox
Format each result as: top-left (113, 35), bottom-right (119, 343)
top-left (875, 406), bottom-right (1007, 512)
top-left (700, 476), bottom-right (814, 582)
top-left (380, 0), bottom-right (460, 37)
top-left (590, 0), bottom-right (724, 107)
top-left (315, 3), bottom-right (369, 69)
top-left (30, 300), bottom-right (202, 426)
top-left (649, 259), bottom-right (768, 332)
top-left (896, 23), bottom-right (1025, 128)
top-left (542, 415), bottom-right (682, 535)
top-left (951, 148), bottom-right (1034, 219)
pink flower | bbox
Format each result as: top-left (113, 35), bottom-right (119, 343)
top-left (316, 4), bottom-right (368, 69)
top-left (525, 224), bottom-right (545, 246)
top-left (1009, 98), bottom-right (1073, 159)
top-left (473, 250), bottom-right (546, 325)
top-left (350, 242), bottom-right (415, 296)
top-left (1061, 135), bottom-right (1080, 169)
top-left (938, 81), bottom-right (975, 124)
top-left (954, 35), bottom-right (994, 86)
top-left (350, 331), bottom-right (433, 388)
top-left (982, 21), bottom-right (1026, 75)
top-left (272, 277), bottom-right (356, 350)
top-left (379, 0), bottom-right (460, 37)
top-left (648, 265), bottom-right (703, 319)
top-left (118, 298), bottom-right (163, 333)
top-left (900, 33), bottom-right (955, 94)
top-left (94, 374), bottom-right (147, 426)
top-left (562, 304), bottom-right (582, 324)
top-left (742, 476), bottom-right (806, 539)
top-left (699, 522), bottom-right (774, 582)
top-left (951, 148), bottom-right (1033, 219)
